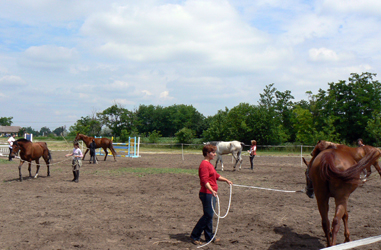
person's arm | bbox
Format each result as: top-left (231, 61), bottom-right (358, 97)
top-left (205, 182), bottom-right (217, 197)
top-left (218, 176), bottom-right (233, 185)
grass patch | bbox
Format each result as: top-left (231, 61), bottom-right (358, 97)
top-left (0, 158), bottom-right (13, 164)
top-left (93, 167), bottom-right (198, 177)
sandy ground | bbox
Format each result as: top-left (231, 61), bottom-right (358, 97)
top-left (0, 152), bottom-right (380, 250)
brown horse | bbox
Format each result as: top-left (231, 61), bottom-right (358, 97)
top-left (10, 139), bottom-right (52, 182)
top-left (310, 140), bottom-right (381, 180)
top-left (303, 147), bottom-right (381, 247)
top-left (74, 133), bottom-right (117, 161)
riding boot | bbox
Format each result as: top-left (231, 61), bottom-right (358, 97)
top-left (75, 170), bottom-right (79, 183)
top-left (72, 171), bottom-right (76, 182)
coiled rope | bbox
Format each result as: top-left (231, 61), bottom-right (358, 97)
top-left (197, 184), bottom-right (303, 248)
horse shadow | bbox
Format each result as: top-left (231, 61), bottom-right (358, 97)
top-left (4, 176), bottom-right (49, 182)
top-left (267, 226), bottom-right (324, 250)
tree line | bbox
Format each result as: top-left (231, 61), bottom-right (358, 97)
top-left (2, 72), bottom-right (381, 146)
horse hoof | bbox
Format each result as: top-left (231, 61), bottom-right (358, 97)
top-left (34, 174), bottom-right (38, 179)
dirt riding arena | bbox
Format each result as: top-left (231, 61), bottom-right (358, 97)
top-left (1, 152), bottom-right (381, 250)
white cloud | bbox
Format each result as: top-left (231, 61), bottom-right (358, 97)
top-left (0, 75), bottom-right (26, 85)
top-left (309, 48), bottom-right (338, 62)
top-left (159, 91), bottom-right (173, 100)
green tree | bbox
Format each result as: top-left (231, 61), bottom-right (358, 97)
top-left (175, 127), bottom-right (195, 143)
top-left (0, 117), bottom-right (13, 126)
top-left (97, 103), bottom-right (134, 137)
top-left (39, 126), bottom-right (51, 136)
top-left (69, 116), bottom-right (101, 136)
top-left (22, 126), bottom-right (39, 136)
top-left (53, 126), bottom-right (67, 136)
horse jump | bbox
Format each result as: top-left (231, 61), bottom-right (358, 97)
top-left (75, 133), bottom-right (117, 161)
top-left (205, 141), bottom-right (245, 171)
top-left (10, 139), bottom-right (52, 182)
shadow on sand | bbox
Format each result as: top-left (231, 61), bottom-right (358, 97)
top-left (267, 225), bottom-right (325, 250)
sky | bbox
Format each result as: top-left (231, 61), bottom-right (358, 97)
top-left (1, 0), bottom-right (380, 131)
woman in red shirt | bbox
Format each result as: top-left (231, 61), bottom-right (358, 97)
top-left (190, 144), bottom-right (233, 245)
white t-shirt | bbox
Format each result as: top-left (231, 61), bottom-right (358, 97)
top-left (8, 136), bottom-right (15, 148)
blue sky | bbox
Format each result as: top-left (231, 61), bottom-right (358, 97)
top-left (1, 0), bottom-right (380, 130)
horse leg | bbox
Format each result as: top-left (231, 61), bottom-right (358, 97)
top-left (317, 195), bottom-right (331, 246)
top-left (18, 161), bottom-right (25, 182)
top-left (373, 162), bottom-right (381, 178)
top-left (28, 162), bottom-right (33, 178)
top-left (103, 148), bottom-right (108, 161)
top-left (82, 149), bottom-right (89, 160)
top-left (331, 203), bottom-right (346, 246)
top-left (44, 155), bottom-right (50, 177)
top-left (220, 155), bottom-right (224, 171)
top-left (34, 159), bottom-right (40, 179)
top-left (342, 205), bottom-right (350, 243)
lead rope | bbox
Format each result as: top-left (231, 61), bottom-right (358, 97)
top-left (197, 184), bottom-right (304, 248)
top-left (197, 184), bottom-right (233, 248)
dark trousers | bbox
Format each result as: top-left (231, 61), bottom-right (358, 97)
top-left (90, 151), bottom-right (96, 164)
top-left (250, 155), bottom-right (255, 169)
top-left (8, 147), bottom-right (13, 161)
top-left (191, 192), bottom-right (216, 242)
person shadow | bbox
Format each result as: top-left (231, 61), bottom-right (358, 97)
top-left (268, 226), bottom-right (325, 250)
top-left (169, 233), bottom-right (192, 243)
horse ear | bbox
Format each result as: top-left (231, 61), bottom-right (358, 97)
top-left (302, 157), bottom-right (309, 167)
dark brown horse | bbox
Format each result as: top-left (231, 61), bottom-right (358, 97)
top-left (303, 147), bottom-right (381, 247)
top-left (74, 133), bottom-right (117, 161)
top-left (310, 140), bottom-right (381, 180)
top-left (10, 139), bottom-right (52, 182)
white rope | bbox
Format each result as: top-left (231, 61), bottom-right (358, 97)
top-left (197, 184), bottom-right (233, 248)
top-left (196, 184), bottom-right (303, 248)
top-left (17, 156), bottom-right (72, 166)
top-left (233, 184), bottom-right (304, 193)
top-left (320, 235), bottom-right (381, 250)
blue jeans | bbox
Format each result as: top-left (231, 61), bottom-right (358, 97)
top-left (191, 192), bottom-right (216, 242)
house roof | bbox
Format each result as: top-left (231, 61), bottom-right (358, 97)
top-left (0, 126), bottom-right (21, 133)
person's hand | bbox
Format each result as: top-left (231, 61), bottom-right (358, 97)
top-left (226, 179), bottom-right (233, 185)
top-left (212, 190), bottom-right (217, 197)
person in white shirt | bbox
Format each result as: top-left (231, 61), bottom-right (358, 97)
top-left (8, 134), bottom-right (16, 161)
top-left (65, 142), bottom-right (83, 183)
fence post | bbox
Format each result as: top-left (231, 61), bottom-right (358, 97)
top-left (301, 145), bottom-right (303, 167)
top-left (182, 143), bottom-right (184, 161)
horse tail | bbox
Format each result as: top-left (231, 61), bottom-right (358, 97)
top-left (48, 150), bottom-right (52, 164)
top-left (321, 148), bottom-right (381, 184)
top-left (109, 141), bottom-right (117, 156)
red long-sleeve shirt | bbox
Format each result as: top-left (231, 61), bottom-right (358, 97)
top-left (199, 160), bottom-right (221, 194)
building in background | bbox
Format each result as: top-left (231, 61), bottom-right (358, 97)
top-left (0, 126), bottom-right (21, 137)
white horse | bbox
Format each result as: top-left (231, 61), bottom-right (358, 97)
top-left (205, 141), bottom-right (245, 171)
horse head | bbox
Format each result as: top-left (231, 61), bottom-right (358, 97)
top-left (302, 157), bottom-right (314, 199)
top-left (74, 133), bottom-right (81, 141)
top-left (11, 141), bottom-right (20, 158)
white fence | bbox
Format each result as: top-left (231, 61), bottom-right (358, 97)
top-left (0, 145), bottom-right (8, 156)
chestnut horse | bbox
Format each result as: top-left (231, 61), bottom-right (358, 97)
top-left (10, 139), bottom-right (52, 182)
top-left (74, 133), bottom-right (117, 161)
top-left (310, 140), bottom-right (381, 180)
top-left (303, 147), bottom-right (381, 247)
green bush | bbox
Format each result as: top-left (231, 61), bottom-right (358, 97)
top-left (148, 130), bottom-right (162, 143)
top-left (175, 127), bottom-right (195, 144)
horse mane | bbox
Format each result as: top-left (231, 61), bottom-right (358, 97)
top-left (320, 148), bottom-right (381, 184)
top-left (16, 138), bottom-right (31, 143)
